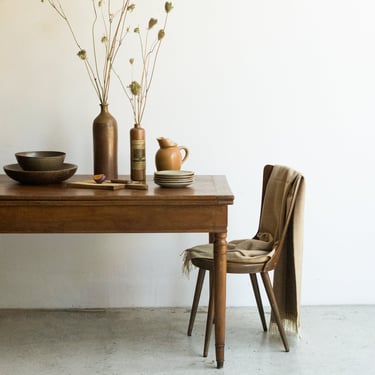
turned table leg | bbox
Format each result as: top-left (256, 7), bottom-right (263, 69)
top-left (213, 232), bottom-right (227, 369)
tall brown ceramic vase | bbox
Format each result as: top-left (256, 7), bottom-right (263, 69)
top-left (130, 123), bottom-right (146, 182)
top-left (92, 104), bottom-right (118, 180)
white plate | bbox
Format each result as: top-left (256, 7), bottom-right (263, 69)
top-left (155, 170), bottom-right (194, 177)
top-left (154, 176), bottom-right (193, 182)
top-left (154, 180), bottom-right (193, 188)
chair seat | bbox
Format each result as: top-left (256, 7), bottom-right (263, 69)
top-left (184, 241), bottom-right (274, 275)
top-left (192, 257), bottom-right (266, 274)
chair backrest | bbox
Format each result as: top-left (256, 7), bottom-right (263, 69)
top-left (258, 165), bottom-right (303, 271)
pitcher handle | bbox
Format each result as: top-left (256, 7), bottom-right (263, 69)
top-left (179, 146), bottom-right (189, 164)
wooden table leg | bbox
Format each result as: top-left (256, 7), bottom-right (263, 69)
top-left (213, 232), bottom-right (227, 369)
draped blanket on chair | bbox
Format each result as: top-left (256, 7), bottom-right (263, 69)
top-left (183, 165), bottom-right (305, 334)
top-left (268, 167), bottom-right (305, 334)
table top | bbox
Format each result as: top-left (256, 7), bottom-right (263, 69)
top-left (0, 174), bottom-right (234, 234)
top-left (0, 175), bottom-right (234, 205)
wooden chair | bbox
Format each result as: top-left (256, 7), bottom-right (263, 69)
top-left (185, 165), bottom-right (304, 357)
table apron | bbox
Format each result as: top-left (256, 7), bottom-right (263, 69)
top-left (0, 204), bottom-right (229, 233)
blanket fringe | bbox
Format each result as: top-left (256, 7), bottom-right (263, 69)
top-left (182, 249), bottom-right (193, 277)
top-left (269, 315), bottom-right (300, 336)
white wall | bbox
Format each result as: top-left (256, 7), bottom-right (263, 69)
top-left (0, 0), bottom-right (374, 308)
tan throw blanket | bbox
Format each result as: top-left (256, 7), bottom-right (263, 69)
top-left (271, 172), bottom-right (305, 334)
top-left (183, 165), bottom-right (305, 334)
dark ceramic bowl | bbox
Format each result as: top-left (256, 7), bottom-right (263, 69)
top-left (15, 151), bottom-right (66, 171)
top-left (3, 163), bottom-right (77, 184)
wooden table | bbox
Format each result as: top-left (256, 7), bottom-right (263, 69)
top-left (0, 174), bottom-right (234, 368)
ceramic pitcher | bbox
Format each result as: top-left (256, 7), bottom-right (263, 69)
top-left (155, 137), bottom-right (189, 171)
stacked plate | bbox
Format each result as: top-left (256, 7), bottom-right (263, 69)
top-left (154, 170), bottom-right (194, 188)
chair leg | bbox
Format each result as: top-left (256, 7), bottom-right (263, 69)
top-left (260, 272), bottom-right (289, 352)
top-left (249, 273), bottom-right (267, 332)
top-left (187, 268), bottom-right (206, 336)
top-left (203, 270), bottom-right (215, 357)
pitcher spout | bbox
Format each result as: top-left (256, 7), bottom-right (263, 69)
top-left (157, 137), bottom-right (177, 148)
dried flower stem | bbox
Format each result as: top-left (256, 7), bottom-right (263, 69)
top-left (116, 2), bottom-right (173, 125)
top-left (139, 13), bottom-right (169, 122)
top-left (42, 0), bottom-right (132, 105)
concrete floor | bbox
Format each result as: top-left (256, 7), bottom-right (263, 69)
top-left (0, 306), bottom-right (373, 375)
